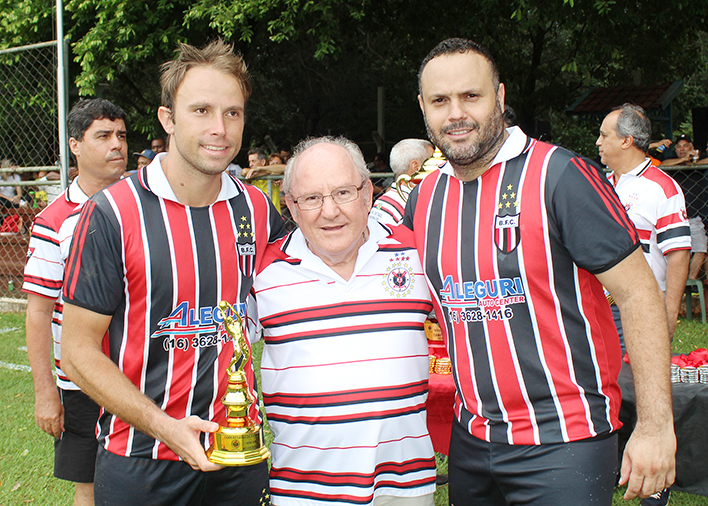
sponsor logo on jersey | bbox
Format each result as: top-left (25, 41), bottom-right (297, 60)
top-left (383, 252), bottom-right (415, 297)
top-left (152, 300), bottom-right (246, 337)
top-left (440, 275), bottom-right (526, 323)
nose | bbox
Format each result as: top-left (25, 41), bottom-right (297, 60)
top-left (110, 133), bottom-right (125, 151)
top-left (210, 114), bottom-right (227, 136)
top-left (448, 98), bottom-right (467, 121)
top-left (319, 194), bottom-right (341, 218)
top-left (595, 136), bottom-right (602, 146)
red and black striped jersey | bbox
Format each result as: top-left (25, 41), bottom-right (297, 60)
top-left (63, 160), bottom-right (286, 460)
top-left (404, 127), bottom-right (639, 445)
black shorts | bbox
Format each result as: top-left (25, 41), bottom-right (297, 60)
top-left (94, 446), bottom-right (271, 506)
top-left (55, 388), bottom-right (100, 483)
top-left (448, 419), bottom-right (618, 506)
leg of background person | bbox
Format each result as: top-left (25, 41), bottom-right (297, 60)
top-left (688, 252), bottom-right (705, 280)
top-left (74, 482), bottom-right (94, 506)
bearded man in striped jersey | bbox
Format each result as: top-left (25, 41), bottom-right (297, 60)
top-left (404, 38), bottom-right (676, 506)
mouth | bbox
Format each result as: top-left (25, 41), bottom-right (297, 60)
top-left (202, 145), bottom-right (229, 154)
top-left (441, 122), bottom-right (477, 140)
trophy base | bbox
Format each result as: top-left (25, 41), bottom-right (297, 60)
top-left (206, 424), bottom-right (271, 466)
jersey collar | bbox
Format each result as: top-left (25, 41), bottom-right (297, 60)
top-left (143, 153), bottom-right (241, 204)
top-left (66, 177), bottom-right (90, 205)
top-left (284, 217), bottom-right (388, 280)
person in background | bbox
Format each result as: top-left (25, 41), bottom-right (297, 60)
top-left (370, 139), bottom-right (433, 226)
top-left (244, 147), bottom-right (281, 213)
top-left (150, 136), bottom-right (166, 153)
top-left (661, 135), bottom-right (708, 282)
top-left (597, 103), bottom-right (690, 506)
top-left (23, 97), bottom-right (128, 506)
top-left (130, 148), bottom-right (157, 174)
top-left (0, 158), bottom-right (23, 210)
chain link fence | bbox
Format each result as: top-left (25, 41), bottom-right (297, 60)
top-left (1, 41), bottom-right (60, 303)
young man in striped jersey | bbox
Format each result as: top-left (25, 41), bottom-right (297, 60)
top-left (404, 38), bottom-right (676, 505)
top-left (61, 40), bottom-right (284, 505)
top-left (23, 98), bottom-right (127, 506)
top-left (253, 136), bottom-right (437, 506)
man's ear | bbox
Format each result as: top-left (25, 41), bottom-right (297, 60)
top-left (68, 137), bottom-right (80, 157)
top-left (158, 106), bottom-right (175, 135)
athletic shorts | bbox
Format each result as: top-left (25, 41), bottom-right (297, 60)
top-left (54, 388), bottom-right (100, 483)
top-left (94, 446), bottom-right (270, 506)
top-left (448, 419), bottom-right (618, 506)
top-left (689, 217), bottom-right (708, 253)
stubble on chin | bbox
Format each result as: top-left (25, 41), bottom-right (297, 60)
top-left (424, 108), bottom-right (506, 180)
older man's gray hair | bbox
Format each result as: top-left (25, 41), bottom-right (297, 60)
top-left (282, 136), bottom-right (370, 194)
top-left (389, 139), bottom-right (434, 178)
top-left (612, 103), bottom-right (652, 153)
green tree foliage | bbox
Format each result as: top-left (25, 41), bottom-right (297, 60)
top-left (1, 0), bottom-right (707, 157)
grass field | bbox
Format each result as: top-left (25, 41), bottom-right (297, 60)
top-left (1, 311), bottom-right (707, 505)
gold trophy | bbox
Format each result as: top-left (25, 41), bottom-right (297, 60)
top-left (395, 147), bottom-right (446, 201)
top-left (206, 301), bottom-right (270, 466)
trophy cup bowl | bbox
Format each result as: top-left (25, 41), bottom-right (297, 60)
top-left (395, 147), bottom-right (446, 201)
top-left (206, 301), bottom-right (271, 466)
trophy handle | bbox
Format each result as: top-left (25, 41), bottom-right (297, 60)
top-left (395, 174), bottom-right (413, 201)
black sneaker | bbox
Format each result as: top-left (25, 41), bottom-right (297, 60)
top-left (640, 489), bottom-right (670, 506)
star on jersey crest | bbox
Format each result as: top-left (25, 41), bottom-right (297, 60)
top-left (498, 184), bottom-right (520, 210)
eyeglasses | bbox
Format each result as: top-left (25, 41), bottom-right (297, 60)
top-left (290, 182), bottom-right (367, 211)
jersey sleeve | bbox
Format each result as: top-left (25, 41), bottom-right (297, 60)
top-left (654, 176), bottom-right (692, 255)
top-left (63, 198), bottom-right (125, 315)
top-left (22, 214), bottom-right (63, 299)
top-left (550, 154), bottom-right (640, 274)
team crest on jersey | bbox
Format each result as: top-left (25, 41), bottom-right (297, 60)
top-left (237, 215), bottom-right (256, 277)
top-left (382, 252), bottom-right (415, 297)
top-left (495, 213), bottom-right (520, 253)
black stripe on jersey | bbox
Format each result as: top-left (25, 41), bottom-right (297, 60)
top-left (272, 457), bottom-right (436, 487)
top-left (191, 207), bottom-right (219, 420)
top-left (641, 242), bottom-right (651, 253)
top-left (264, 322), bottom-right (425, 345)
top-left (267, 402), bottom-right (426, 425)
top-left (657, 226), bottom-right (691, 244)
top-left (492, 153), bottom-right (563, 443)
top-left (261, 300), bottom-right (432, 328)
top-left (264, 379), bottom-right (428, 408)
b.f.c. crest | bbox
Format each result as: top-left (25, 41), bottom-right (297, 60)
top-left (495, 213), bottom-right (520, 254)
